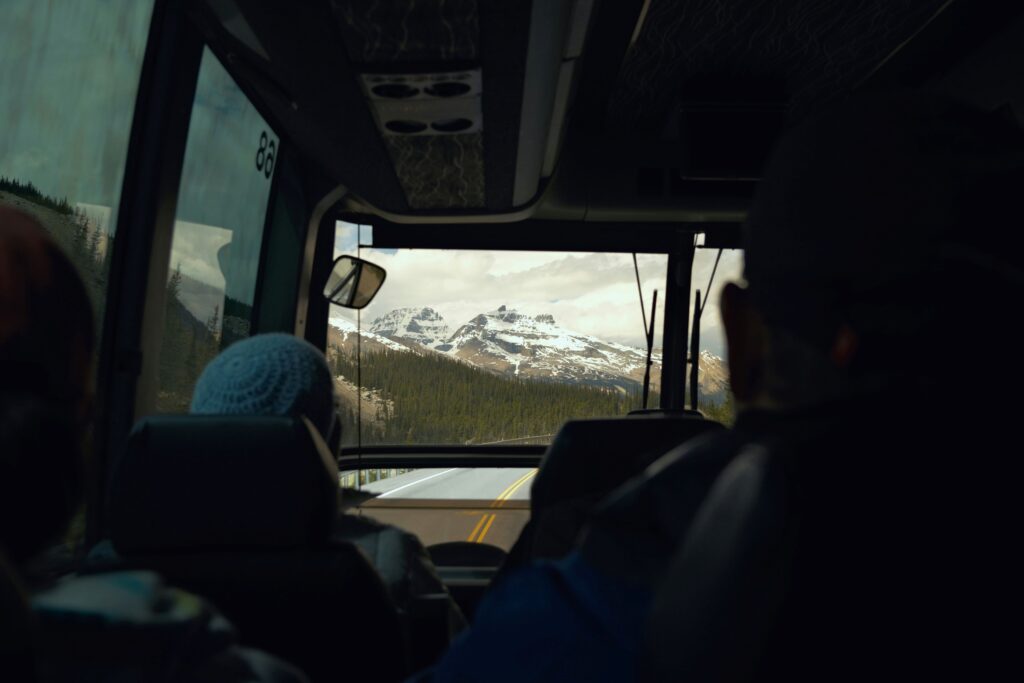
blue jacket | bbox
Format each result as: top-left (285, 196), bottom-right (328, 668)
top-left (414, 553), bottom-right (650, 683)
top-left (415, 423), bottom-right (760, 682)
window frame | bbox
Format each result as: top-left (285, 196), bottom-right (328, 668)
top-left (311, 218), bottom-right (699, 457)
top-left (90, 0), bottom-right (205, 544)
top-left (93, 8), bottom-right (295, 541)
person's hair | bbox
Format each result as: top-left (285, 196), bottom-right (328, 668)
top-left (757, 325), bottom-right (846, 409)
top-left (0, 208), bottom-right (94, 563)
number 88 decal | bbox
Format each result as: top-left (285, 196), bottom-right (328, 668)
top-left (255, 131), bottom-right (276, 179)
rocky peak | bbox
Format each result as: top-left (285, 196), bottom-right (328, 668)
top-left (369, 307), bottom-right (450, 347)
top-left (413, 307), bottom-right (443, 321)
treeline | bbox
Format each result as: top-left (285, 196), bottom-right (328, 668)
top-left (1, 176), bottom-right (75, 215)
top-left (155, 265), bottom-right (221, 412)
top-left (0, 178), bottom-right (254, 413)
top-left (155, 265), bottom-right (254, 412)
top-left (700, 392), bottom-right (735, 426)
top-left (0, 179), bottom-right (112, 325)
top-left (331, 347), bottom-right (655, 445)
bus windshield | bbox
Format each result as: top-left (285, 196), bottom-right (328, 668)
top-left (330, 222), bottom-right (676, 447)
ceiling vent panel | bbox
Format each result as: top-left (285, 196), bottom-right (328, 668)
top-left (360, 70), bottom-right (483, 137)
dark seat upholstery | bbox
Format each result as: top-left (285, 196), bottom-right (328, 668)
top-left (0, 549), bottom-right (36, 682)
top-left (637, 403), bottom-right (1010, 681)
top-left (639, 445), bottom-right (788, 682)
top-left (104, 415), bottom-right (406, 682)
top-left (503, 414), bottom-right (723, 571)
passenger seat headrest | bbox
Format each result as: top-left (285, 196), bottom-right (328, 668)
top-left (110, 415), bottom-right (339, 554)
top-left (532, 415), bottom-right (724, 508)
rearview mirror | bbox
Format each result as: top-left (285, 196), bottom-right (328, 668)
top-left (323, 255), bottom-right (386, 309)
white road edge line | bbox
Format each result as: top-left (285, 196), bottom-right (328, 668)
top-left (376, 468), bottom-right (461, 498)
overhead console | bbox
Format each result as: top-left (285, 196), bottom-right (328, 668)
top-left (195, 0), bottom-right (597, 217)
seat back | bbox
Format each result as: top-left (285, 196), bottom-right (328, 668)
top-left (504, 415), bottom-right (723, 569)
top-left (639, 445), bottom-right (788, 682)
top-left (106, 415), bottom-right (407, 682)
top-left (0, 549), bottom-right (36, 682)
top-left (638, 405), bottom-right (1010, 681)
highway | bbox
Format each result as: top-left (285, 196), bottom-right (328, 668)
top-left (351, 467), bottom-right (536, 552)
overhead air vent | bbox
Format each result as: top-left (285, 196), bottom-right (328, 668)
top-left (361, 69), bottom-right (482, 137)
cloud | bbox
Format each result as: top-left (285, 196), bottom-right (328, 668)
top-left (330, 239), bottom-right (670, 348)
top-left (167, 220), bottom-right (232, 290)
top-left (331, 221), bottom-right (745, 355)
top-left (690, 248), bottom-right (745, 357)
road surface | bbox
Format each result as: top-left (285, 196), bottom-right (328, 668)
top-left (349, 468), bottom-right (536, 552)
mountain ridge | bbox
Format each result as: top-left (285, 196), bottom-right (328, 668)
top-left (329, 305), bottom-right (729, 402)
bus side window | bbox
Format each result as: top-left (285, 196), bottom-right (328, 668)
top-left (0, 0), bottom-right (156, 373)
top-left (155, 47), bottom-right (280, 413)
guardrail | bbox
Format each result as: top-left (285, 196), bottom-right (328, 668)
top-left (472, 434), bottom-right (554, 446)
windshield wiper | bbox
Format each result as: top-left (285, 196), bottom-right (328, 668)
top-left (632, 254), bottom-right (658, 410)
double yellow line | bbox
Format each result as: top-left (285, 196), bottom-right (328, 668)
top-left (467, 469), bottom-right (537, 544)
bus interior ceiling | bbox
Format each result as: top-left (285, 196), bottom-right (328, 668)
top-left (189, 0), bottom-right (1024, 232)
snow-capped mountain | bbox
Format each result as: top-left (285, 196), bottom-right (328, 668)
top-left (439, 306), bottom-right (661, 392)
top-left (368, 307), bottom-right (450, 349)
top-left (328, 315), bottom-right (407, 353)
top-left (328, 306), bottom-right (728, 398)
top-left (696, 349), bottom-right (729, 403)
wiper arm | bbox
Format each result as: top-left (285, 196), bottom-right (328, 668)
top-left (633, 254), bottom-right (658, 410)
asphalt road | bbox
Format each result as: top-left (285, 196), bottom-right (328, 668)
top-left (351, 468), bottom-right (536, 552)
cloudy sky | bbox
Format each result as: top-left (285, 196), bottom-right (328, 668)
top-left (331, 223), bottom-right (744, 356)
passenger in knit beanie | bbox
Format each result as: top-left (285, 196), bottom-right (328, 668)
top-left (190, 333), bottom-right (337, 443)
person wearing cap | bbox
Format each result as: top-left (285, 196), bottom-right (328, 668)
top-left (189, 333), bottom-right (466, 638)
top-left (0, 207), bottom-right (309, 682)
top-left (411, 93), bottom-right (1024, 682)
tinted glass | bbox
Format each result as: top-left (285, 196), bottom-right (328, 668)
top-left (330, 221), bottom-right (667, 446)
top-left (352, 262), bottom-right (386, 308)
top-left (689, 247), bottom-right (743, 423)
top-left (342, 467), bottom-right (534, 551)
top-left (324, 258), bottom-right (360, 305)
top-left (0, 0), bottom-right (155, 365)
top-left (156, 48), bottom-right (278, 412)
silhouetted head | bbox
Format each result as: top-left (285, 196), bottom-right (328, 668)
top-left (0, 207), bottom-right (95, 563)
top-left (722, 93), bottom-right (1024, 410)
top-left (190, 333), bottom-right (339, 448)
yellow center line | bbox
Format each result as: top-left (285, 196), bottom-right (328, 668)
top-left (472, 469), bottom-right (538, 544)
top-left (490, 469), bottom-right (538, 508)
top-left (476, 514), bottom-right (497, 543)
top-left (467, 513), bottom-right (489, 543)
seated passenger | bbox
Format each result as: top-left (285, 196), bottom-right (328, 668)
top-left (638, 94), bottom-right (1024, 680)
top-left (190, 333), bottom-right (466, 635)
top-left (0, 207), bottom-right (307, 683)
top-left (413, 93), bottom-right (1024, 681)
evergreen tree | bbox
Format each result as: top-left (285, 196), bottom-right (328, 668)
top-left (331, 347), bottom-right (646, 447)
top-left (206, 305), bottom-right (221, 343)
top-left (167, 264), bottom-right (183, 302)
top-left (87, 222), bottom-right (101, 268)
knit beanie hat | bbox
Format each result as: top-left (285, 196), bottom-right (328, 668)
top-left (190, 333), bottom-right (336, 440)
